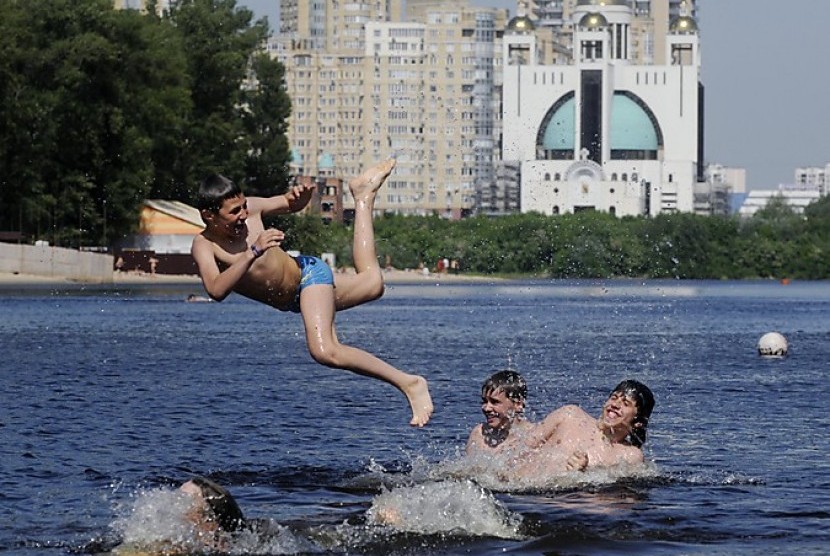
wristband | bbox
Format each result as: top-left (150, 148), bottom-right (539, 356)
top-left (251, 244), bottom-right (262, 258)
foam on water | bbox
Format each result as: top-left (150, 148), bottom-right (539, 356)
top-left (365, 479), bottom-right (524, 539)
top-left (108, 487), bottom-right (316, 555)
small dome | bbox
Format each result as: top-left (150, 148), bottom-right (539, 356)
top-left (669, 15), bottom-right (698, 34)
top-left (579, 12), bottom-right (608, 29)
top-left (317, 152), bottom-right (335, 169)
top-left (506, 15), bottom-right (535, 34)
top-left (577, 0), bottom-right (629, 6)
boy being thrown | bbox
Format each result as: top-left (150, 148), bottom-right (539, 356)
top-left (191, 159), bottom-right (433, 427)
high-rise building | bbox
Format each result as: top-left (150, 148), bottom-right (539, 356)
top-left (502, 0), bottom-right (702, 217)
top-left (275, 0), bottom-right (507, 218)
top-left (112, 0), bottom-right (169, 15)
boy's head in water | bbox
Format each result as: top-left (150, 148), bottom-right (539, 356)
top-left (480, 370), bottom-right (527, 433)
top-left (602, 379), bottom-right (655, 448)
top-left (180, 476), bottom-right (245, 534)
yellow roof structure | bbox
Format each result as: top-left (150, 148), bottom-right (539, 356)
top-left (139, 200), bottom-right (205, 235)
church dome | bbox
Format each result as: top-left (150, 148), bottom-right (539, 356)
top-left (577, 0), bottom-right (630, 6)
top-left (317, 152), bottom-right (335, 169)
top-left (578, 12), bottom-right (608, 29)
top-left (506, 15), bottom-right (535, 34)
top-left (669, 15), bottom-right (698, 34)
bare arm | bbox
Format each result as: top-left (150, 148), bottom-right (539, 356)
top-left (247, 183), bottom-right (315, 217)
top-left (190, 230), bottom-right (285, 301)
top-left (524, 405), bottom-right (578, 449)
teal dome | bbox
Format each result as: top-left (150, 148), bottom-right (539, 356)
top-left (317, 152), bottom-right (335, 169)
top-left (610, 92), bottom-right (660, 152)
top-left (540, 95), bottom-right (575, 151)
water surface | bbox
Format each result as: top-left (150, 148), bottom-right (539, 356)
top-left (2, 279), bottom-right (829, 554)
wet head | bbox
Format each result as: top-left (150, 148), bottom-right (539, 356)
top-left (180, 477), bottom-right (245, 534)
top-left (198, 174), bottom-right (249, 238)
top-left (603, 380), bottom-right (655, 447)
top-left (480, 370), bottom-right (527, 433)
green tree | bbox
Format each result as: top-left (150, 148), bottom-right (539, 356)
top-left (166, 0), bottom-right (281, 201)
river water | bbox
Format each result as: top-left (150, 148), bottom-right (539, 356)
top-left (2, 279), bottom-right (829, 555)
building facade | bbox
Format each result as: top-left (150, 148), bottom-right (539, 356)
top-left (795, 164), bottom-right (829, 196)
top-left (502, 0), bottom-right (702, 217)
top-left (275, 0), bottom-right (508, 218)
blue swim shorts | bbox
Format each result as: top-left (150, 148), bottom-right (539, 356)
top-left (286, 255), bottom-right (334, 313)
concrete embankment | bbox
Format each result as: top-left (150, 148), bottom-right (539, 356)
top-left (0, 243), bottom-right (113, 284)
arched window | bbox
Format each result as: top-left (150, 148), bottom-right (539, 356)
top-left (621, 173), bottom-right (628, 181)
top-left (611, 173), bottom-right (618, 181)
top-left (554, 173), bottom-right (561, 181)
top-left (544, 173), bottom-right (551, 181)
top-left (552, 206), bottom-right (560, 215)
top-left (609, 206), bottom-right (616, 215)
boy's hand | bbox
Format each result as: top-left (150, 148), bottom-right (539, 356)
top-left (251, 228), bottom-right (285, 257)
top-left (284, 183), bottom-right (315, 213)
top-left (565, 450), bottom-right (588, 472)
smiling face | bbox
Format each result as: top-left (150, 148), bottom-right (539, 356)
top-left (481, 387), bottom-right (524, 431)
top-left (203, 194), bottom-right (249, 239)
top-left (600, 391), bottom-right (639, 436)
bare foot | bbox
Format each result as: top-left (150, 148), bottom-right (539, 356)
top-left (349, 159), bottom-right (396, 203)
top-left (403, 375), bottom-right (433, 427)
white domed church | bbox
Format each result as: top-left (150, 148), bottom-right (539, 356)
top-left (502, 0), bottom-right (702, 216)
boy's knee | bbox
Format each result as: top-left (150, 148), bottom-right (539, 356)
top-left (308, 344), bottom-right (341, 368)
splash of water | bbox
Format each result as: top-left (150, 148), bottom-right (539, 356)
top-left (366, 479), bottom-right (524, 539)
top-left (109, 487), bottom-right (315, 555)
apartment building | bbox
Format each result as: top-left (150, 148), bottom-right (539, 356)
top-left (276, 1), bottom-right (507, 218)
top-left (112, 0), bottom-right (169, 15)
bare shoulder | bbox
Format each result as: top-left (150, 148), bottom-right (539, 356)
top-left (467, 423), bottom-right (484, 443)
top-left (619, 444), bottom-right (645, 464)
top-left (465, 424), bottom-right (485, 453)
top-left (191, 232), bottom-right (211, 253)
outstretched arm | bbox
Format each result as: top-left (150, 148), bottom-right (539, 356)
top-left (248, 183), bottom-right (315, 216)
top-left (191, 230), bottom-right (285, 301)
top-left (524, 405), bottom-right (578, 449)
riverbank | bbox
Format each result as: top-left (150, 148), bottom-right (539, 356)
top-left (0, 267), bottom-right (503, 289)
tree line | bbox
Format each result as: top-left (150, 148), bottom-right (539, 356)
top-left (0, 0), bottom-right (291, 247)
top-left (280, 196), bottom-right (830, 280)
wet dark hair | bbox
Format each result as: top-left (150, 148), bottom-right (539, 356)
top-left (482, 370), bottom-right (527, 404)
top-left (197, 174), bottom-right (242, 212)
top-left (610, 379), bottom-right (655, 448)
top-left (190, 476), bottom-right (245, 532)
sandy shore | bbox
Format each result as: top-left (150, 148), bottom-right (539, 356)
top-left (0, 268), bottom-right (502, 288)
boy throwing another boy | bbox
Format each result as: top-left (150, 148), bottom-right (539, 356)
top-left (191, 159), bottom-right (433, 427)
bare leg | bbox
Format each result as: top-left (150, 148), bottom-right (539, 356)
top-left (334, 159), bottom-right (396, 311)
top-left (301, 284), bottom-right (433, 427)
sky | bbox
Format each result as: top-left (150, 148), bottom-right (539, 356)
top-left (237, 0), bottom-right (830, 190)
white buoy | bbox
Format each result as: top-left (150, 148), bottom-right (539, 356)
top-left (758, 332), bottom-right (788, 357)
